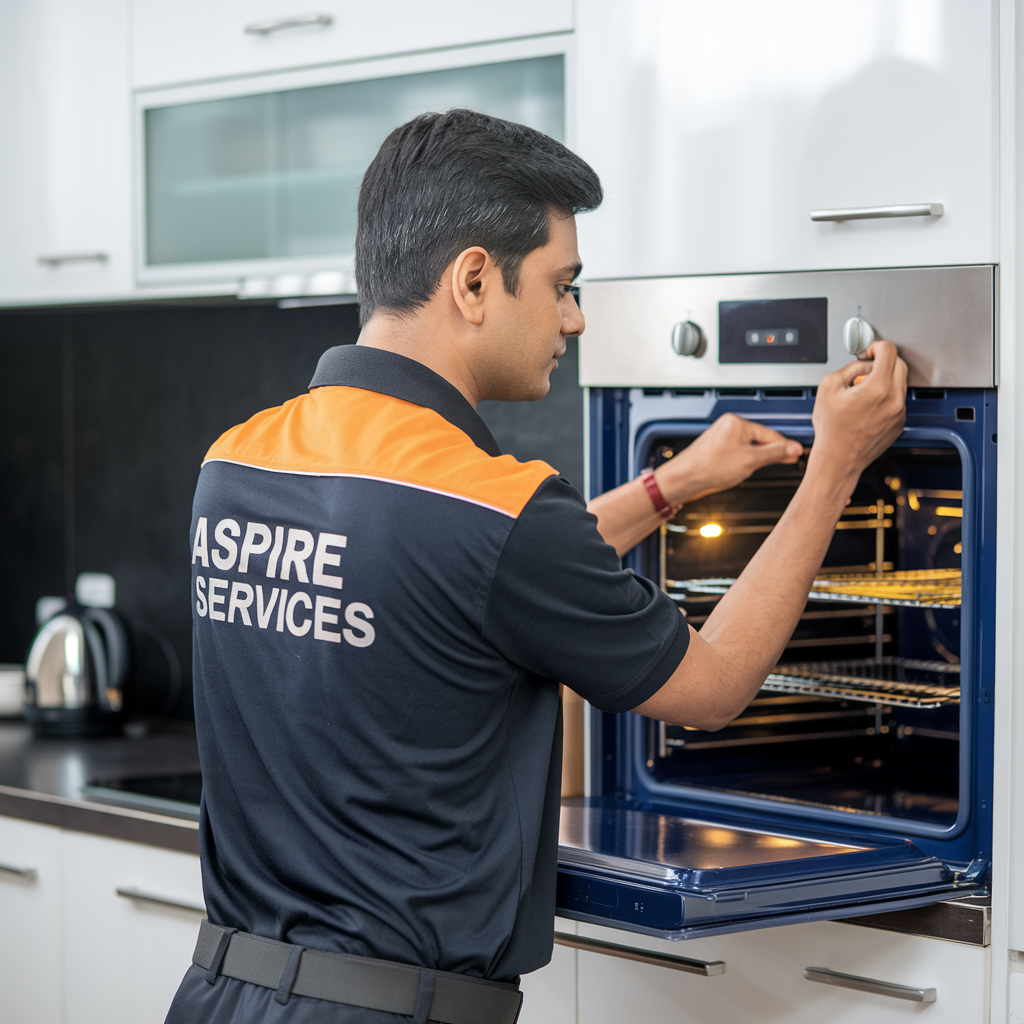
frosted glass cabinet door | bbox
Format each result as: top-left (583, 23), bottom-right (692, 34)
top-left (132, 0), bottom-right (573, 90)
top-left (142, 55), bottom-right (564, 277)
top-left (575, 0), bottom-right (996, 279)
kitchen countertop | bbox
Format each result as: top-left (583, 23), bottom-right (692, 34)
top-left (0, 719), bottom-right (990, 945)
top-left (0, 718), bottom-right (200, 854)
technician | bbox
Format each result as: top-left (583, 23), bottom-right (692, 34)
top-left (167, 109), bottom-right (907, 1024)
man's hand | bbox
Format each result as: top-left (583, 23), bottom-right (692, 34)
top-left (808, 340), bottom-right (908, 494)
top-left (656, 413), bottom-right (803, 506)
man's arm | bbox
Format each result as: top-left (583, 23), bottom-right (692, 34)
top-left (633, 341), bottom-right (908, 730)
top-left (587, 415), bottom-right (804, 557)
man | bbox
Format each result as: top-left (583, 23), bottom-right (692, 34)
top-left (167, 109), bottom-right (906, 1023)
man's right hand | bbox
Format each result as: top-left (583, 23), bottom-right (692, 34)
top-left (809, 340), bottom-right (908, 492)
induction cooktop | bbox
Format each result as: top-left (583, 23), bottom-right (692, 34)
top-left (82, 772), bottom-right (202, 820)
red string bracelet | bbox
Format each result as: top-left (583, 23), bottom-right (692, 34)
top-left (640, 468), bottom-right (679, 520)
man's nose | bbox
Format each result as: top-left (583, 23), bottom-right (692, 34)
top-left (563, 296), bottom-right (585, 337)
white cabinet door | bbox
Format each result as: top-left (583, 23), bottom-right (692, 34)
top-left (62, 832), bottom-right (205, 1024)
top-left (519, 920), bottom-right (578, 1024)
top-left (575, 920), bottom-right (989, 1024)
top-left (0, 817), bottom-right (63, 1024)
top-left (131, 0), bottom-right (574, 89)
top-left (0, 0), bottom-right (134, 306)
top-left (576, 0), bottom-right (996, 279)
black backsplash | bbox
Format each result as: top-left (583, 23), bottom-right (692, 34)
top-left (0, 301), bottom-right (584, 718)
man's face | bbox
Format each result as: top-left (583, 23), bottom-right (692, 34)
top-left (483, 212), bottom-right (585, 402)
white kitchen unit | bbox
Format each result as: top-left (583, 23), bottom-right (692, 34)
top-left (519, 920), bottom-right (579, 1024)
top-left (575, 0), bottom-right (996, 280)
top-left (0, 817), bottom-right (63, 1024)
top-left (131, 0), bottom-right (574, 90)
top-left (0, 0), bottom-right (135, 306)
top-left (574, 920), bottom-right (989, 1024)
top-left (61, 831), bottom-right (205, 1024)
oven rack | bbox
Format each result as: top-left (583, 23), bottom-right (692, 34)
top-left (666, 568), bottom-right (961, 609)
top-left (762, 657), bottom-right (961, 708)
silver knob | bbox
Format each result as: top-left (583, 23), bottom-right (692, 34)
top-left (671, 321), bottom-right (704, 356)
top-left (843, 315), bottom-right (875, 355)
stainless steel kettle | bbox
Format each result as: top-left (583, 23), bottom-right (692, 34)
top-left (24, 606), bottom-right (131, 737)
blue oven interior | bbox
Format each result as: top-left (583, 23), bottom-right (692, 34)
top-left (555, 385), bottom-right (996, 940)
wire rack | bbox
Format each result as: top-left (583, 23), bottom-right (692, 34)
top-left (763, 657), bottom-right (961, 708)
top-left (666, 569), bottom-right (961, 609)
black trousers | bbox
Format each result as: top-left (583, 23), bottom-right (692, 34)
top-left (165, 964), bottom-right (418, 1023)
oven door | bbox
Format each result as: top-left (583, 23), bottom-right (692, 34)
top-left (555, 802), bottom-right (976, 940)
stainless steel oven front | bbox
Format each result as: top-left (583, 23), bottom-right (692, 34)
top-left (560, 266), bottom-right (996, 940)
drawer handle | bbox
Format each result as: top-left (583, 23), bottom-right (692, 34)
top-left (244, 12), bottom-right (333, 35)
top-left (0, 860), bottom-right (37, 879)
top-left (37, 252), bottom-right (109, 266)
top-left (116, 886), bottom-right (206, 915)
top-left (804, 966), bottom-right (936, 1003)
top-left (810, 204), bottom-right (943, 222)
top-left (553, 932), bottom-right (725, 976)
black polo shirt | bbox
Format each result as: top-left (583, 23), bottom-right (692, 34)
top-left (188, 344), bottom-right (688, 982)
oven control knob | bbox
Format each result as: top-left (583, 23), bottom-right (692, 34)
top-left (671, 320), bottom-right (704, 356)
top-left (843, 315), bottom-right (875, 355)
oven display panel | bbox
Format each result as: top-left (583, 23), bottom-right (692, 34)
top-left (719, 297), bottom-right (827, 363)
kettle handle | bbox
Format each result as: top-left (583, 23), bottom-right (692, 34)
top-left (84, 609), bottom-right (130, 712)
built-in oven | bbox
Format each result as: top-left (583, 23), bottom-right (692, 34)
top-left (558, 266), bottom-right (996, 940)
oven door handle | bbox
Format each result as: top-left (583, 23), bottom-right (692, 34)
top-left (553, 932), bottom-right (725, 976)
top-left (804, 966), bottom-right (936, 1002)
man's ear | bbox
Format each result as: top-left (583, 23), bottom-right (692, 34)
top-left (451, 246), bottom-right (494, 326)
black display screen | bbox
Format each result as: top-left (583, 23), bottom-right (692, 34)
top-left (719, 298), bottom-right (827, 363)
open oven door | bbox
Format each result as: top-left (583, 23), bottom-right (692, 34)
top-left (555, 803), bottom-right (982, 940)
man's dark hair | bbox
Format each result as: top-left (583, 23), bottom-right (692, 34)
top-left (355, 109), bottom-right (603, 324)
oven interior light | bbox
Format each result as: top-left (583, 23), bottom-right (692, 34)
top-left (935, 506), bottom-right (963, 518)
top-left (699, 523), bottom-right (723, 538)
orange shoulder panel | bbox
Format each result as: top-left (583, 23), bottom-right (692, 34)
top-left (203, 386), bottom-right (557, 518)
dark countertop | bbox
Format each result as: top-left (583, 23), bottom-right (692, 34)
top-left (0, 719), bottom-right (200, 854)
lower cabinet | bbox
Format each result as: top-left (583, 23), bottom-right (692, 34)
top-left (574, 919), bottom-right (990, 1024)
top-left (0, 816), bottom-right (63, 1024)
top-left (61, 831), bottom-right (205, 1024)
top-left (519, 920), bottom-right (578, 1024)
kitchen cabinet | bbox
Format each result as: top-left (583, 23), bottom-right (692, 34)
top-left (131, 0), bottom-right (574, 90)
top-left (519, 920), bottom-right (578, 1024)
top-left (575, 0), bottom-right (996, 280)
top-left (574, 919), bottom-right (989, 1024)
top-left (61, 830), bottom-right (205, 1024)
top-left (0, 0), bottom-right (134, 306)
top-left (0, 817), bottom-right (63, 1024)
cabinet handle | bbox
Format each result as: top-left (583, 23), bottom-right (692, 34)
top-left (553, 932), bottom-right (725, 976)
top-left (37, 252), bottom-right (109, 266)
top-left (244, 12), bottom-right (333, 35)
top-left (804, 966), bottom-right (936, 1002)
top-left (810, 204), bottom-right (943, 222)
top-left (0, 860), bottom-right (37, 879)
top-left (116, 886), bottom-right (206, 915)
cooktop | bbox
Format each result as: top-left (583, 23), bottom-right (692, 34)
top-left (82, 772), bottom-right (202, 820)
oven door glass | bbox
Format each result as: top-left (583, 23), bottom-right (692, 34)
top-left (556, 802), bottom-right (970, 940)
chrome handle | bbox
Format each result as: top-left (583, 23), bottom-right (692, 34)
top-left (554, 932), bottom-right (725, 976)
top-left (245, 12), bottom-right (333, 35)
top-left (811, 204), bottom-right (943, 222)
top-left (116, 886), bottom-right (206, 914)
top-left (0, 860), bottom-right (37, 879)
top-left (37, 252), bottom-right (109, 266)
top-left (804, 966), bottom-right (936, 1003)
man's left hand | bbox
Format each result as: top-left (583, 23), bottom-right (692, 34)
top-left (655, 412), bottom-right (804, 506)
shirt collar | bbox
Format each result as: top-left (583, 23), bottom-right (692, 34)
top-left (308, 344), bottom-right (502, 458)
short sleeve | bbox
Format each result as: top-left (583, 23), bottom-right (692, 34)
top-left (481, 475), bottom-right (689, 713)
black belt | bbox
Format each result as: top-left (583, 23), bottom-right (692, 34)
top-left (192, 919), bottom-right (522, 1024)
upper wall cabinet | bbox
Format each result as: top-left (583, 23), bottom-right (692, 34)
top-left (575, 0), bottom-right (996, 280)
top-left (0, 0), bottom-right (134, 305)
top-left (131, 0), bottom-right (574, 89)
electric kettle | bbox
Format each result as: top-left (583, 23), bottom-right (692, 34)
top-left (24, 606), bottom-right (132, 737)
